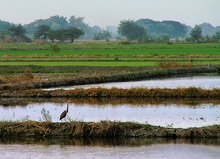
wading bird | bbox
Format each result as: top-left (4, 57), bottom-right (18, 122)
top-left (60, 101), bottom-right (69, 120)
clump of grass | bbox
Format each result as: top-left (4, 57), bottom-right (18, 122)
top-left (22, 67), bottom-right (34, 80)
top-left (0, 67), bottom-right (41, 84)
top-left (158, 61), bottom-right (192, 68)
top-left (40, 108), bottom-right (52, 122)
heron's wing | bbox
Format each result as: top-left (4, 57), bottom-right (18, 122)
top-left (60, 111), bottom-right (67, 120)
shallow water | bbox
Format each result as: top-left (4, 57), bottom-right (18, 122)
top-left (44, 75), bottom-right (220, 90)
top-left (1, 75), bottom-right (220, 158)
top-left (0, 102), bottom-right (219, 128)
top-left (1, 139), bottom-right (220, 159)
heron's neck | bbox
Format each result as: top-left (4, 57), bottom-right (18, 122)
top-left (66, 103), bottom-right (69, 112)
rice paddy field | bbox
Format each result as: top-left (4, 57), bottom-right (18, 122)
top-left (0, 41), bottom-right (220, 141)
top-left (0, 42), bottom-right (220, 67)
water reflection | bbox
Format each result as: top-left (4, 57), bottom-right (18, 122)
top-left (1, 97), bottom-right (219, 107)
top-left (1, 137), bottom-right (220, 147)
top-left (0, 138), bottom-right (220, 159)
top-left (0, 101), bottom-right (219, 128)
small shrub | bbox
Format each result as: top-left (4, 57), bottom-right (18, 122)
top-left (120, 40), bottom-right (130, 45)
top-left (50, 44), bottom-right (60, 53)
top-left (23, 67), bottom-right (34, 80)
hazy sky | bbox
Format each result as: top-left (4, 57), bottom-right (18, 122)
top-left (0, 0), bottom-right (219, 28)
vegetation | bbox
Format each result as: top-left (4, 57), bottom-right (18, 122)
top-left (34, 25), bottom-right (84, 43)
top-left (118, 19), bottom-right (146, 40)
top-left (0, 42), bottom-right (220, 67)
top-left (1, 15), bottom-right (220, 43)
top-left (3, 87), bottom-right (219, 99)
top-left (0, 121), bottom-right (219, 138)
top-left (7, 24), bottom-right (30, 42)
top-left (0, 15), bottom-right (220, 140)
top-left (0, 42), bottom-right (219, 139)
top-left (33, 24), bottom-right (51, 40)
top-left (0, 66), bottom-right (219, 98)
top-left (189, 25), bottom-right (203, 43)
top-left (50, 44), bottom-right (60, 53)
top-left (93, 30), bottom-right (112, 42)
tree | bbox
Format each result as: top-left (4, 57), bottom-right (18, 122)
top-left (8, 24), bottom-right (26, 39)
top-left (190, 25), bottom-right (203, 43)
top-left (212, 32), bottom-right (220, 43)
top-left (7, 24), bottom-right (31, 42)
top-left (49, 29), bottom-right (66, 42)
top-left (47, 28), bottom-right (84, 43)
top-left (157, 34), bottom-right (170, 43)
top-left (118, 20), bottom-right (146, 40)
top-left (137, 34), bottom-right (154, 43)
top-left (0, 20), bottom-right (11, 31)
top-left (34, 25), bottom-right (51, 40)
top-left (64, 27), bottom-right (84, 42)
top-left (69, 16), bottom-right (89, 31)
top-left (93, 30), bottom-right (112, 42)
top-left (49, 15), bottom-right (69, 30)
top-left (48, 30), bottom-right (57, 42)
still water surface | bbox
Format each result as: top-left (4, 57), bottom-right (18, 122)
top-left (1, 75), bottom-right (220, 158)
top-left (0, 102), bottom-right (219, 128)
top-left (0, 141), bottom-right (219, 159)
top-left (45, 75), bottom-right (220, 90)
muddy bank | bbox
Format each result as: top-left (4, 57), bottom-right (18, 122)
top-left (0, 66), bottom-right (218, 91)
top-left (0, 121), bottom-right (219, 139)
top-left (1, 87), bottom-right (220, 99)
top-left (0, 97), bottom-right (219, 107)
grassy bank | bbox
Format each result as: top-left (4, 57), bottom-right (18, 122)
top-left (0, 121), bottom-right (219, 138)
top-left (0, 66), bottom-right (219, 98)
top-left (6, 87), bottom-right (218, 99)
top-left (0, 66), bottom-right (218, 89)
top-left (0, 97), bottom-right (218, 107)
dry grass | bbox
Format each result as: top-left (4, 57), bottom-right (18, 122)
top-left (158, 61), bottom-right (193, 68)
top-left (0, 121), bottom-right (219, 138)
top-left (14, 87), bottom-right (220, 99)
top-left (0, 67), bottom-right (43, 84)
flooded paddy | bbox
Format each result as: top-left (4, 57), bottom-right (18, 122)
top-left (0, 102), bottom-right (219, 128)
top-left (44, 75), bottom-right (220, 90)
top-left (1, 74), bottom-right (220, 158)
top-left (1, 75), bottom-right (220, 128)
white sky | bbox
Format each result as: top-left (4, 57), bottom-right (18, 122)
top-left (0, 0), bottom-right (219, 28)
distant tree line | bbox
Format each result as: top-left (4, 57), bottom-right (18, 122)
top-left (34, 24), bottom-right (84, 43)
top-left (0, 15), bottom-right (220, 43)
top-left (0, 16), bottom-right (115, 43)
top-left (118, 20), bottom-right (220, 43)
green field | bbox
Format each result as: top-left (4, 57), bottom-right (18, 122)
top-left (0, 42), bottom-right (220, 66)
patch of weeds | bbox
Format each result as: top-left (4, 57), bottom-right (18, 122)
top-left (50, 44), bottom-right (60, 53)
top-left (40, 108), bottom-right (52, 122)
top-left (72, 117), bottom-right (85, 123)
top-left (21, 115), bottom-right (30, 121)
top-left (66, 116), bottom-right (73, 122)
top-left (166, 123), bottom-right (174, 128)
